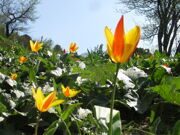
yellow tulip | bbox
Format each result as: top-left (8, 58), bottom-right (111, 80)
top-left (19, 56), bottom-right (28, 64)
top-left (61, 85), bottom-right (80, 98)
top-left (32, 88), bottom-right (64, 112)
top-left (104, 16), bottom-right (141, 63)
top-left (11, 73), bottom-right (17, 80)
top-left (30, 40), bottom-right (43, 52)
top-left (69, 42), bottom-right (78, 53)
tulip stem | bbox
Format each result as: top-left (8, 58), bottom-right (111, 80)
top-left (60, 116), bottom-right (71, 135)
top-left (109, 63), bottom-right (120, 135)
top-left (35, 112), bottom-right (41, 135)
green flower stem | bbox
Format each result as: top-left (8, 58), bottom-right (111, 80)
top-left (60, 116), bottom-right (71, 135)
top-left (35, 112), bottom-right (41, 135)
top-left (72, 115), bottom-right (82, 135)
top-left (109, 63), bottom-right (120, 135)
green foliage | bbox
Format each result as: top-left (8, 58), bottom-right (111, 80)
top-left (151, 67), bottom-right (167, 84)
top-left (73, 62), bottom-right (116, 84)
top-left (150, 76), bottom-right (180, 105)
top-left (0, 34), bottom-right (179, 135)
top-left (172, 120), bottom-right (180, 135)
top-left (95, 105), bottom-right (122, 135)
top-left (43, 120), bottom-right (59, 135)
top-left (61, 103), bottom-right (81, 121)
top-left (111, 111), bottom-right (122, 135)
top-left (0, 102), bottom-right (7, 113)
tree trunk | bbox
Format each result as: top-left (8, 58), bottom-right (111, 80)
top-left (175, 42), bottom-right (180, 55)
top-left (158, 26), bottom-right (163, 53)
top-left (5, 23), bottom-right (10, 37)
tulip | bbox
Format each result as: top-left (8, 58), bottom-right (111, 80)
top-left (11, 73), bottom-right (17, 80)
top-left (105, 16), bottom-right (141, 135)
top-left (69, 42), bottom-right (78, 53)
top-left (30, 40), bottom-right (43, 52)
top-left (32, 88), bottom-right (64, 112)
top-left (19, 56), bottom-right (28, 64)
top-left (104, 16), bottom-right (140, 63)
top-left (61, 85), bottom-right (80, 98)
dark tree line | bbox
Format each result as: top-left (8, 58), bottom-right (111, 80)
top-left (119, 0), bottom-right (180, 56)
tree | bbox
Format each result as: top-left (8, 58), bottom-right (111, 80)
top-left (0, 0), bottom-right (39, 37)
top-left (119, 0), bottom-right (180, 56)
top-left (53, 44), bottom-right (64, 54)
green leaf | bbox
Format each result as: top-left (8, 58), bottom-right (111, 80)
top-left (172, 120), bottom-right (180, 135)
top-left (150, 77), bottom-right (180, 105)
top-left (43, 120), bottom-right (59, 135)
top-left (150, 110), bottom-right (155, 123)
top-left (150, 117), bottom-right (161, 134)
top-left (29, 68), bottom-right (36, 83)
top-left (151, 67), bottom-right (167, 84)
top-left (61, 103), bottom-right (81, 121)
top-left (112, 112), bottom-right (122, 135)
top-left (0, 102), bottom-right (7, 113)
top-left (94, 105), bottom-right (122, 135)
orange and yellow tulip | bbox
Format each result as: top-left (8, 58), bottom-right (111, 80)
top-left (69, 42), bottom-right (78, 53)
top-left (61, 85), bottom-right (80, 98)
top-left (19, 56), bottom-right (28, 64)
top-left (104, 16), bottom-right (141, 63)
top-left (30, 40), bottom-right (43, 52)
top-left (32, 88), bottom-right (64, 112)
top-left (11, 73), bottom-right (17, 80)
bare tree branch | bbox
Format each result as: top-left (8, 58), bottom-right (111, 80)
top-left (119, 0), bottom-right (180, 56)
top-left (0, 0), bottom-right (39, 37)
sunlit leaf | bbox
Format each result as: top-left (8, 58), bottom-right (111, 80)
top-left (150, 77), bottom-right (180, 105)
top-left (61, 103), bottom-right (81, 120)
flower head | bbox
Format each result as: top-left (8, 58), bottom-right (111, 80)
top-left (69, 42), bottom-right (78, 53)
top-left (32, 87), bottom-right (64, 112)
top-left (19, 56), bottom-right (28, 64)
top-left (161, 64), bottom-right (171, 74)
top-left (104, 16), bottom-right (141, 63)
top-left (61, 85), bottom-right (80, 98)
top-left (10, 73), bottom-right (17, 80)
top-left (77, 107), bottom-right (92, 119)
top-left (30, 40), bottom-right (43, 52)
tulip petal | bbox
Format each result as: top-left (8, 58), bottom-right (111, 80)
top-left (39, 43), bottom-right (43, 49)
top-left (113, 16), bottom-right (124, 58)
top-left (35, 88), bottom-right (45, 111)
top-left (41, 91), bottom-right (56, 112)
top-left (50, 100), bottom-right (64, 108)
top-left (105, 27), bottom-right (113, 55)
top-left (36, 88), bottom-right (45, 100)
top-left (32, 88), bottom-right (36, 99)
top-left (69, 89), bottom-right (80, 98)
top-left (104, 27), bottom-right (118, 63)
top-left (122, 26), bottom-right (141, 62)
top-left (34, 41), bottom-right (39, 51)
top-left (69, 43), bottom-right (78, 53)
top-left (30, 40), bottom-right (34, 51)
top-left (61, 85), bottom-right (66, 93)
top-left (105, 26), bottom-right (113, 47)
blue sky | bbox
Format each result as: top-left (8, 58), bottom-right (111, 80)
top-left (29, 0), bottom-right (145, 53)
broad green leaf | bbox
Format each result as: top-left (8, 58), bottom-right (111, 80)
top-left (94, 105), bottom-right (122, 135)
top-left (112, 111), bottom-right (122, 135)
top-left (151, 67), bottom-right (167, 84)
top-left (150, 77), bottom-right (180, 105)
